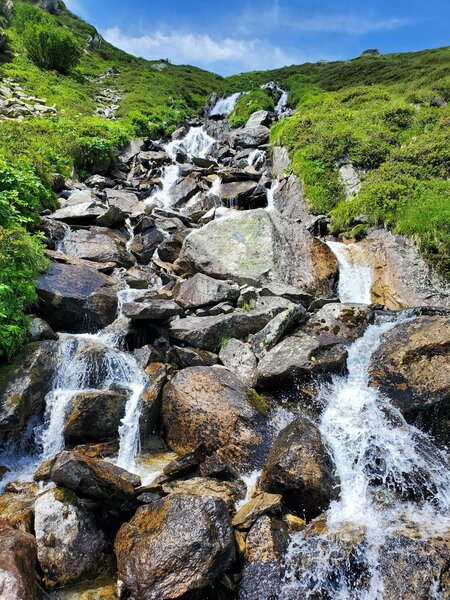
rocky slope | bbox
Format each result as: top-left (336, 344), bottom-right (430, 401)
top-left (0, 94), bottom-right (449, 599)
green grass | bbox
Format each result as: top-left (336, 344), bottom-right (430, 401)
top-left (226, 47), bottom-right (450, 277)
top-left (229, 88), bottom-right (274, 128)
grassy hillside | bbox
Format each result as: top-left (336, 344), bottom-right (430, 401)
top-left (0, 0), bottom-right (225, 361)
top-left (227, 47), bottom-right (450, 277)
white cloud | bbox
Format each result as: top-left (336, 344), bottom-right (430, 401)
top-left (101, 27), bottom-right (304, 74)
top-left (236, 2), bottom-right (409, 36)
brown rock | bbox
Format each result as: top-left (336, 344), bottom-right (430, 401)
top-left (0, 521), bottom-right (37, 600)
top-left (115, 494), bottom-right (235, 599)
top-left (260, 417), bottom-right (339, 518)
top-left (162, 366), bottom-right (271, 472)
top-left (232, 492), bottom-right (282, 530)
top-left (64, 390), bottom-right (128, 445)
top-left (51, 451), bottom-right (140, 502)
top-left (162, 477), bottom-right (243, 510)
top-left (0, 492), bottom-right (35, 533)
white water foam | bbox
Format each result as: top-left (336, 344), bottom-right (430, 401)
top-left (210, 92), bottom-right (242, 117)
top-left (281, 312), bottom-right (450, 598)
top-left (327, 241), bottom-right (373, 304)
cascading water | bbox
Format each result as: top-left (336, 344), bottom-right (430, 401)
top-left (266, 179), bottom-right (279, 212)
top-left (210, 92), bottom-right (242, 117)
top-left (282, 312), bottom-right (450, 599)
top-left (327, 241), bottom-right (373, 304)
top-left (275, 89), bottom-right (289, 115)
top-left (166, 126), bottom-right (215, 160)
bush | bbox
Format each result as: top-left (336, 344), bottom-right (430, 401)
top-left (24, 22), bottom-right (81, 73)
top-left (0, 226), bottom-right (48, 361)
top-left (229, 89), bottom-right (275, 128)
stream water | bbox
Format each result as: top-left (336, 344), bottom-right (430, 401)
top-left (281, 244), bottom-right (450, 599)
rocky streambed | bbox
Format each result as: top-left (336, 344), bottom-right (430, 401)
top-left (0, 92), bottom-right (450, 599)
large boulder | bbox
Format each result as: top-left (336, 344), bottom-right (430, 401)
top-left (49, 201), bottom-right (125, 228)
top-left (180, 209), bottom-right (337, 297)
top-left (62, 227), bottom-right (134, 268)
top-left (0, 521), bottom-right (37, 600)
top-left (35, 488), bottom-right (108, 588)
top-left (162, 366), bottom-right (271, 471)
top-left (369, 316), bottom-right (450, 440)
top-left (219, 339), bottom-right (257, 387)
top-left (219, 181), bottom-right (267, 209)
top-left (50, 451), bottom-right (140, 502)
top-left (0, 491), bottom-right (35, 533)
top-left (0, 341), bottom-right (58, 434)
top-left (360, 228), bottom-right (450, 310)
top-left (36, 262), bottom-right (120, 333)
top-left (104, 188), bottom-right (140, 214)
top-left (260, 417), bottom-right (339, 518)
top-left (169, 296), bottom-right (297, 352)
top-left (115, 495), bottom-right (235, 600)
top-left (256, 333), bottom-right (347, 387)
top-left (175, 273), bottom-right (239, 309)
top-left (232, 126), bottom-right (270, 148)
top-left (63, 390), bottom-right (128, 445)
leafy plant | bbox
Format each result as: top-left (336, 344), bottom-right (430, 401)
top-left (23, 22), bottom-right (82, 73)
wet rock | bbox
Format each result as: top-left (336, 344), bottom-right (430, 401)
top-left (118, 139), bottom-right (145, 163)
top-left (369, 316), bottom-right (450, 440)
top-left (175, 273), bottom-right (239, 309)
top-left (170, 346), bottom-right (219, 368)
top-left (115, 494), bottom-right (235, 599)
top-left (123, 265), bottom-right (160, 289)
top-left (162, 477), bottom-right (242, 510)
top-left (219, 339), bottom-right (257, 387)
top-left (169, 297), bottom-right (296, 352)
top-left (271, 146), bottom-right (291, 177)
top-left (27, 317), bottom-right (58, 342)
top-left (232, 126), bottom-right (270, 148)
top-left (51, 451), bottom-right (141, 502)
top-left (181, 209), bottom-right (337, 297)
top-left (260, 417), bottom-right (339, 518)
top-left (139, 363), bottom-right (168, 446)
top-left (246, 110), bottom-right (272, 128)
top-left (64, 390), bottom-right (128, 445)
top-left (157, 231), bottom-right (187, 264)
top-left (0, 341), bottom-right (58, 434)
top-left (257, 333), bottom-right (347, 387)
top-left (138, 150), bottom-right (172, 166)
top-left (171, 174), bottom-right (202, 207)
top-left (131, 228), bottom-right (165, 263)
top-left (49, 201), bottom-right (125, 228)
top-left (84, 174), bottom-right (115, 190)
top-left (105, 188), bottom-right (140, 214)
top-left (273, 174), bottom-right (310, 222)
top-left (0, 491), bottom-right (35, 533)
top-left (123, 298), bottom-right (183, 321)
top-left (304, 303), bottom-right (373, 346)
top-left (35, 487), bottom-right (108, 588)
top-left (0, 521), bottom-right (37, 600)
top-left (62, 227), bottom-right (134, 268)
top-left (232, 492), bottom-right (282, 531)
top-left (36, 262), bottom-right (119, 333)
top-left (239, 516), bottom-right (288, 600)
top-left (162, 366), bottom-right (271, 471)
top-left (250, 305), bottom-right (306, 359)
top-left (219, 180), bottom-right (267, 209)
top-left (360, 228), bottom-right (450, 310)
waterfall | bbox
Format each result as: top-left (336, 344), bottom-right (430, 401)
top-left (210, 92), bottom-right (242, 117)
top-left (248, 149), bottom-right (266, 170)
top-left (266, 179), bottom-right (279, 212)
top-left (166, 126), bottom-right (215, 160)
top-left (275, 90), bottom-right (289, 115)
top-left (281, 312), bottom-right (450, 598)
top-left (327, 241), bottom-right (373, 304)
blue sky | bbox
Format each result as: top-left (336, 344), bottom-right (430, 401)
top-left (65, 0), bottom-right (449, 75)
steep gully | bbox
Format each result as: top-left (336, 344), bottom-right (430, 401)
top-left (1, 86), bottom-right (449, 597)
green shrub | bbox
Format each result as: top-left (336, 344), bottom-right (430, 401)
top-left (229, 89), bottom-right (275, 128)
top-left (0, 226), bottom-right (48, 361)
top-left (23, 22), bottom-right (82, 73)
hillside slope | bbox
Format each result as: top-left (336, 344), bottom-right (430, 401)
top-left (226, 47), bottom-right (450, 276)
